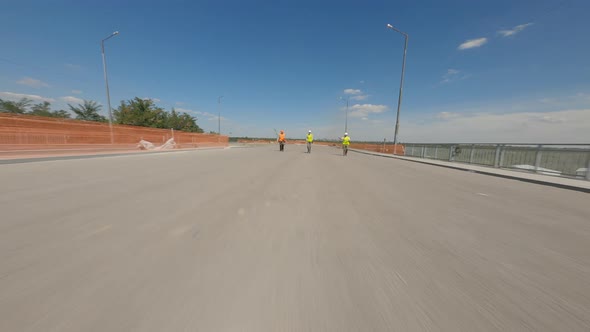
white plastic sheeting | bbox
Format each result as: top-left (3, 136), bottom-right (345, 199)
top-left (137, 140), bottom-right (156, 150)
top-left (158, 138), bottom-right (176, 150)
top-left (137, 138), bottom-right (176, 150)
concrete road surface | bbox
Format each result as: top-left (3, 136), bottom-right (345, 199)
top-left (1, 145), bottom-right (589, 331)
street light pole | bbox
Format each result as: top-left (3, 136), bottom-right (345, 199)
top-left (387, 23), bottom-right (408, 155)
top-left (217, 96), bottom-right (224, 135)
top-left (101, 31), bottom-right (119, 144)
top-left (339, 96), bottom-right (350, 133)
top-left (345, 96), bottom-right (349, 133)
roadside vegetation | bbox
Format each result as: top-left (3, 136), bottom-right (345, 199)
top-left (0, 97), bottom-right (204, 133)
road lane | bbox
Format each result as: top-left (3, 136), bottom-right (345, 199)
top-left (1, 144), bottom-right (589, 331)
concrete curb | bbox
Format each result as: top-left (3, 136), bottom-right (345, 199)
top-left (350, 149), bottom-right (590, 194)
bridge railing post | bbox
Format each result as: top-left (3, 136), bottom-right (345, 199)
top-left (499, 145), bottom-right (506, 168)
top-left (534, 144), bottom-right (543, 173)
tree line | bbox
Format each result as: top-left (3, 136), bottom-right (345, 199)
top-left (0, 97), bottom-right (204, 133)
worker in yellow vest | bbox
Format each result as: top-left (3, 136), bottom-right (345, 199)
top-left (341, 132), bottom-right (350, 156)
top-left (306, 130), bottom-right (314, 153)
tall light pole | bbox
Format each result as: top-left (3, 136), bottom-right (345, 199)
top-left (387, 23), bottom-right (408, 155)
top-left (101, 31), bottom-right (119, 144)
top-left (217, 96), bottom-right (224, 135)
top-left (339, 96), bottom-right (350, 133)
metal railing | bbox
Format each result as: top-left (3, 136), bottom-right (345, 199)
top-left (403, 143), bottom-right (590, 180)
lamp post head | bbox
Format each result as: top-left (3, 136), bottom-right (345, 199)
top-left (387, 24), bottom-right (393, 28)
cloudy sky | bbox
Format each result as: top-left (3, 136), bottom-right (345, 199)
top-left (1, 0), bottom-right (589, 142)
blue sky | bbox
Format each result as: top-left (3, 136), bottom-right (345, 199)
top-left (1, 0), bottom-right (589, 142)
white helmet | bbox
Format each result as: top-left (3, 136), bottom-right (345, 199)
top-left (344, 132), bottom-right (348, 136)
top-left (308, 130), bottom-right (312, 133)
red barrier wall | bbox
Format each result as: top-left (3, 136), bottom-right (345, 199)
top-left (0, 113), bottom-right (228, 150)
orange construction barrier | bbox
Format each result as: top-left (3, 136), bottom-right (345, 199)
top-left (0, 113), bottom-right (228, 151)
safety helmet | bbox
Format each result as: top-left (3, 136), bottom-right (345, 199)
top-left (344, 132), bottom-right (348, 136)
top-left (308, 130), bottom-right (312, 133)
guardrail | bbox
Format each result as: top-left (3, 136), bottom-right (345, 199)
top-left (403, 143), bottom-right (590, 180)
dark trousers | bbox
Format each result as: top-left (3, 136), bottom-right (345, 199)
top-left (279, 142), bottom-right (285, 151)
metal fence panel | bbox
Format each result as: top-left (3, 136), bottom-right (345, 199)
top-left (471, 147), bottom-right (496, 166)
top-left (453, 145), bottom-right (472, 163)
top-left (502, 147), bottom-right (537, 169)
top-left (400, 143), bottom-right (589, 180)
top-left (424, 146), bottom-right (436, 159)
top-left (540, 149), bottom-right (589, 177)
top-left (436, 146), bottom-right (451, 161)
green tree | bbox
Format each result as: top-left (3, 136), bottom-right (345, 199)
top-left (28, 101), bottom-right (53, 117)
top-left (113, 97), bottom-right (204, 132)
top-left (50, 110), bottom-right (71, 119)
top-left (0, 97), bottom-right (32, 113)
top-left (114, 97), bottom-right (167, 127)
top-left (167, 108), bottom-right (181, 129)
top-left (166, 108), bottom-right (203, 133)
top-left (69, 100), bottom-right (106, 122)
top-left (27, 101), bottom-right (71, 118)
top-left (177, 112), bottom-right (203, 133)
top-left (27, 101), bottom-right (70, 119)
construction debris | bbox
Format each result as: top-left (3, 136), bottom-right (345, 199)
top-left (137, 138), bottom-right (176, 150)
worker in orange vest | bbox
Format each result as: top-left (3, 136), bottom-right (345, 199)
top-left (278, 130), bottom-right (286, 151)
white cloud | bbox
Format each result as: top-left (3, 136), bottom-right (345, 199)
top-left (343, 88), bottom-right (368, 100)
top-left (234, 107), bottom-right (590, 142)
top-left (197, 111), bottom-right (227, 121)
top-left (351, 94), bottom-right (369, 101)
top-left (178, 108), bottom-right (227, 122)
top-left (348, 104), bottom-right (388, 118)
top-left (71, 90), bottom-right (83, 95)
top-left (213, 92), bottom-right (590, 142)
top-left (536, 114), bottom-right (565, 123)
top-left (458, 38), bottom-right (488, 50)
top-left (403, 109), bottom-right (590, 143)
top-left (344, 89), bottom-right (362, 95)
top-left (17, 77), bottom-right (50, 88)
top-left (0, 91), bottom-right (55, 102)
top-left (441, 69), bottom-right (462, 84)
top-left (175, 102), bottom-right (185, 106)
top-left (143, 97), bottom-right (161, 103)
top-left (61, 96), bottom-right (84, 104)
top-left (498, 23), bottom-right (533, 37)
top-left (436, 112), bottom-right (461, 120)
